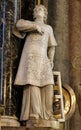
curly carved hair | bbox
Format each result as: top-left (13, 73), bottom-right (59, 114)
top-left (33, 5), bottom-right (48, 22)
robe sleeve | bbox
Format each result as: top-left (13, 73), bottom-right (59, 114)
top-left (12, 19), bottom-right (37, 39)
top-left (16, 19), bottom-right (37, 32)
top-left (12, 25), bottom-right (26, 39)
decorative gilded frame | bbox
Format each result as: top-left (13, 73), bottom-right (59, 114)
top-left (53, 71), bottom-right (76, 121)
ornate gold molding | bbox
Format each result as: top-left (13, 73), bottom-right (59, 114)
top-left (54, 83), bottom-right (76, 120)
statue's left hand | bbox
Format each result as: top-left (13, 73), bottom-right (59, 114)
top-left (50, 61), bottom-right (54, 70)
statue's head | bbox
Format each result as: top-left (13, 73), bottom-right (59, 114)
top-left (33, 5), bottom-right (48, 22)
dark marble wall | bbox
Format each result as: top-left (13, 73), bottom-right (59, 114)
top-left (48, 0), bottom-right (81, 130)
top-left (45, 2), bottom-right (70, 130)
top-left (69, 0), bottom-right (81, 130)
top-left (48, 0), bottom-right (69, 130)
top-left (48, 0), bottom-right (69, 84)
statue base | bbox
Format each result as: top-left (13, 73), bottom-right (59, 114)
top-left (0, 116), bottom-right (20, 127)
top-left (26, 119), bottom-right (59, 129)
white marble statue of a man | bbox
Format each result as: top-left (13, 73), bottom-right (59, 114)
top-left (14, 4), bottom-right (57, 122)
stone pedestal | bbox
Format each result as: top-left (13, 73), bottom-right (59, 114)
top-left (0, 116), bottom-right (20, 127)
top-left (26, 119), bottom-right (59, 129)
top-left (1, 127), bottom-right (25, 130)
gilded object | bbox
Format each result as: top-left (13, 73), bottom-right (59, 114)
top-left (54, 83), bottom-right (76, 120)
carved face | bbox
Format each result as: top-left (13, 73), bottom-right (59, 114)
top-left (34, 6), bottom-right (45, 19)
top-left (36, 6), bottom-right (45, 17)
top-left (33, 4), bottom-right (48, 22)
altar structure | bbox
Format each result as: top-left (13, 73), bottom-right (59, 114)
top-left (0, 0), bottom-right (77, 130)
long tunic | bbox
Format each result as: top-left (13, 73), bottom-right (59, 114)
top-left (14, 19), bottom-right (57, 121)
top-left (14, 20), bottom-right (57, 87)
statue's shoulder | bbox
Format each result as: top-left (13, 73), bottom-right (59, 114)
top-left (45, 24), bottom-right (53, 32)
top-left (16, 19), bottom-right (33, 25)
top-left (16, 19), bottom-right (26, 23)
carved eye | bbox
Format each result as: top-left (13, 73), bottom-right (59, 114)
top-left (37, 7), bottom-right (43, 12)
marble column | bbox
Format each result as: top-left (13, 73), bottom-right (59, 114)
top-left (43, 0), bottom-right (48, 9)
top-left (48, 0), bottom-right (69, 130)
top-left (48, 0), bottom-right (70, 84)
top-left (69, 0), bottom-right (81, 130)
top-left (69, 0), bottom-right (81, 91)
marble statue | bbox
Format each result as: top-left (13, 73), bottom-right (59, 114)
top-left (14, 4), bottom-right (57, 123)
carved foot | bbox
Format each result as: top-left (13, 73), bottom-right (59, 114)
top-left (26, 119), bottom-right (39, 128)
top-left (29, 114), bottom-right (39, 120)
top-left (49, 116), bottom-right (58, 121)
top-left (26, 119), bottom-right (59, 129)
top-left (26, 114), bottom-right (39, 127)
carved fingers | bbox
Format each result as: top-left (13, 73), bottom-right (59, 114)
top-left (35, 25), bottom-right (44, 35)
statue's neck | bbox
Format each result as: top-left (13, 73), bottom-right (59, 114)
top-left (35, 17), bottom-right (44, 24)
